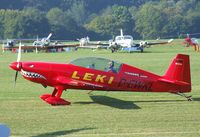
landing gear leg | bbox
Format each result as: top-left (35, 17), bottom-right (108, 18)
top-left (40, 88), bottom-right (57, 101)
top-left (51, 88), bottom-right (57, 97)
top-left (173, 92), bottom-right (192, 101)
top-left (87, 90), bottom-right (94, 94)
top-left (40, 86), bottom-right (71, 105)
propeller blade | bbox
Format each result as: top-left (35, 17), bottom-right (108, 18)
top-left (13, 42), bottom-right (22, 88)
top-left (16, 42), bottom-right (22, 69)
top-left (14, 71), bottom-right (18, 87)
top-left (17, 42), bottom-right (22, 62)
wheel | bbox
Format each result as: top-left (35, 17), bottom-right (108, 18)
top-left (187, 96), bottom-right (193, 101)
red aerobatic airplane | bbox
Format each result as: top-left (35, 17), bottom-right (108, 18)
top-left (9, 45), bottom-right (192, 105)
top-left (183, 35), bottom-right (199, 52)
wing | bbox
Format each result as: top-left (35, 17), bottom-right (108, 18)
top-left (140, 39), bottom-right (174, 47)
top-left (3, 45), bottom-right (36, 50)
top-left (45, 44), bottom-right (79, 49)
top-left (56, 76), bottom-right (104, 88)
top-left (147, 39), bottom-right (173, 45)
top-left (78, 42), bottom-right (109, 49)
top-left (78, 45), bottom-right (108, 49)
top-left (191, 38), bottom-right (199, 45)
top-left (46, 42), bottom-right (109, 50)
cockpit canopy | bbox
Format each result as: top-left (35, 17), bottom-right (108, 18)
top-left (115, 35), bottom-right (133, 41)
top-left (70, 57), bottom-right (122, 73)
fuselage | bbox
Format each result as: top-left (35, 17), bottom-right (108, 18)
top-left (9, 60), bottom-right (190, 93)
top-left (115, 35), bottom-right (134, 47)
top-left (185, 37), bottom-right (199, 46)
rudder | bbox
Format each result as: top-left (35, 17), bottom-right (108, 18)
top-left (164, 54), bottom-right (191, 84)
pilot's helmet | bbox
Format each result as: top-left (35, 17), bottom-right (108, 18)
top-left (108, 61), bottom-right (114, 68)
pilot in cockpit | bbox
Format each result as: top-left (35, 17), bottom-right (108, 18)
top-left (88, 63), bottom-right (95, 69)
top-left (105, 61), bottom-right (117, 73)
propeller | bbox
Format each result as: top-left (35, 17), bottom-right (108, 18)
top-left (17, 42), bottom-right (22, 66)
top-left (139, 41), bottom-right (149, 47)
top-left (35, 35), bottom-right (38, 53)
top-left (14, 71), bottom-right (18, 86)
top-left (14, 42), bottom-right (22, 86)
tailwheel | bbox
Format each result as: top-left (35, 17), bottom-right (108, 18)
top-left (186, 96), bottom-right (193, 101)
top-left (40, 86), bottom-right (71, 105)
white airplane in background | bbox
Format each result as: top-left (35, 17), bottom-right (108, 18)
top-left (1, 33), bottom-right (53, 50)
top-left (109, 29), bottom-right (174, 52)
top-left (77, 36), bottom-right (109, 50)
top-left (110, 29), bottom-right (133, 47)
top-left (1, 33), bottom-right (79, 53)
top-left (78, 36), bottom-right (90, 47)
top-left (33, 33), bottom-right (52, 46)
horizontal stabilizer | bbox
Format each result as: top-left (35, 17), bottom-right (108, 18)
top-left (158, 78), bottom-right (190, 86)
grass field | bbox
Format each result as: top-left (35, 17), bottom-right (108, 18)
top-left (0, 40), bottom-right (200, 137)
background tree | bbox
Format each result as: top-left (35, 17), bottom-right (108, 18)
top-left (0, 0), bottom-right (200, 40)
top-left (185, 9), bottom-right (200, 34)
top-left (3, 10), bottom-right (22, 38)
top-left (18, 8), bottom-right (50, 38)
top-left (135, 2), bottom-right (166, 39)
top-left (85, 5), bottom-right (133, 39)
top-left (68, 0), bottom-right (88, 25)
top-left (0, 10), bottom-right (6, 39)
top-left (46, 8), bottom-right (65, 39)
top-left (47, 8), bottom-right (84, 39)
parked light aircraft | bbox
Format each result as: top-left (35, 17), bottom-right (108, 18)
top-left (77, 36), bottom-right (108, 50)
top-left (9, 44), bottom-right (192, 105)
top-left (183, 34), bottom-right (199, 52)
top-left (33, 33), bottom-right (52, 46)
top-left (1, 33), bottom-right (79, 53)
top-left (109, 29), bottom-right (174, 53)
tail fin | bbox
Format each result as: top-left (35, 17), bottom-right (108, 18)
top-left (120, 29), bottom-right (123, 37)
top-left (164, 54), bottom-right (191, 84)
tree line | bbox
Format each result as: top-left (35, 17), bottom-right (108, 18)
top-left (0, 0), bottom-right (199, 40)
